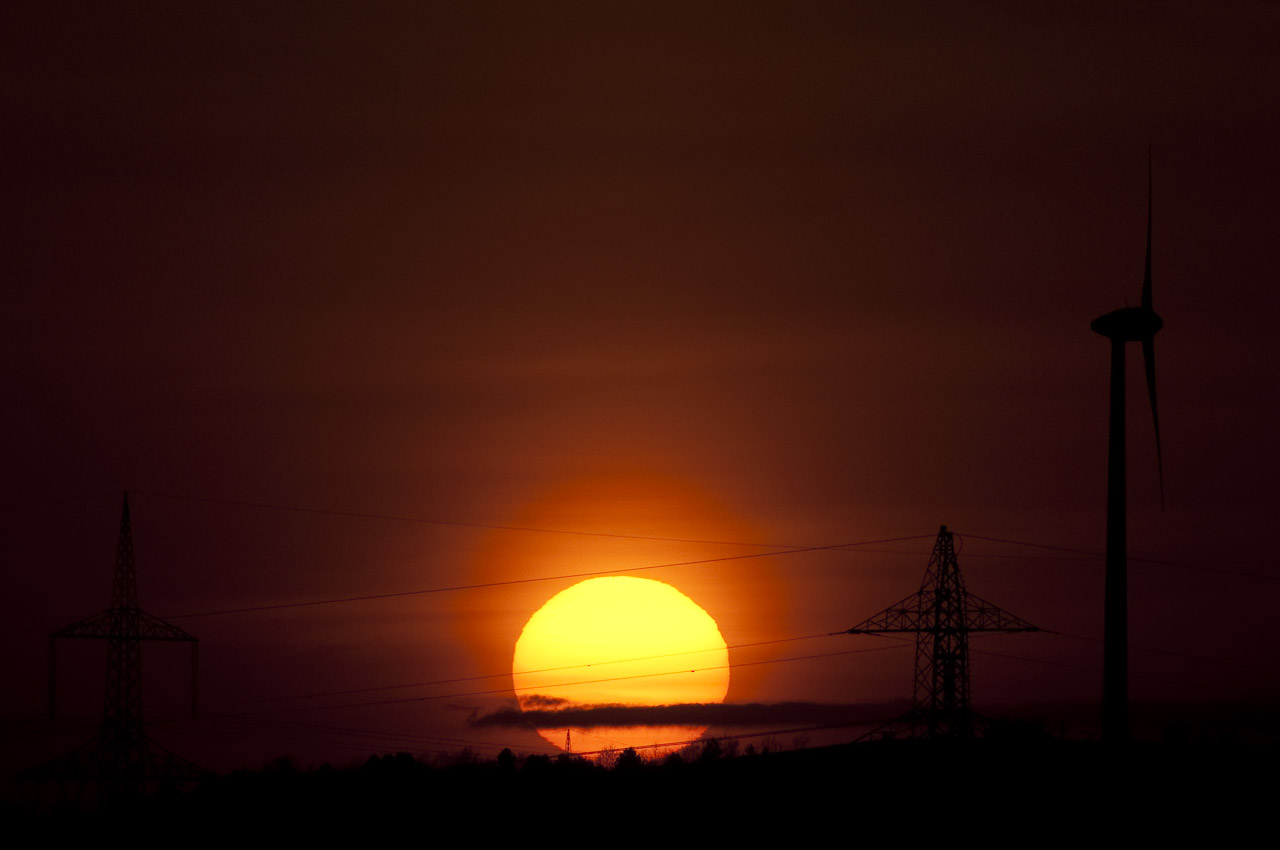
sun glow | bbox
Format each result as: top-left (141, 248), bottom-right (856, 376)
top-left (513, 576), bottom-right (729, 756)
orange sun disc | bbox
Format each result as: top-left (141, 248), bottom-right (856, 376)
top-left (513, 576), bottom-right (729, 756)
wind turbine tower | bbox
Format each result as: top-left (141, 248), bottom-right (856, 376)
top-left (1090, 156), bottom-right (1164, 744)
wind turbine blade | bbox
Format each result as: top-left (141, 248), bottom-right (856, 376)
top-left (1142, 149), bottom-right (1153, 310)
top-left (1143, 336), bottom-right (1165, 508)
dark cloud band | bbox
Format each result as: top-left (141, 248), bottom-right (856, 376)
top-left (473, 700), bottom-right (905, 729)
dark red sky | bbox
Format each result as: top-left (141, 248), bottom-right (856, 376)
top-left (3, 2), bottom-right (1278, 771)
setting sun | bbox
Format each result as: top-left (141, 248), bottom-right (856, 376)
top-left (513, 577), bottom-right (729, 756)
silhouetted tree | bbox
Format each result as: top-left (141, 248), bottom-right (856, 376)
top-left (523, 753), bottom-right (552, 773)
top-left (265, 755), bottom-right (298, 774)
top-left (449, 747), bottom-right (477, 766)
top-left (614, 748), bottom-right (642, 772)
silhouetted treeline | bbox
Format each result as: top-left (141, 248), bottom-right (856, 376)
top-left (10, 736), bottom-right (1273, 838)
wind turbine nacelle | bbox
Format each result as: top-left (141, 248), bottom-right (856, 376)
top-left (1091, 307), bottom-right (1163, 342)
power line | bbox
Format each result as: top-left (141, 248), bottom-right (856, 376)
top-left (1, 533), bottom-right (935, 635)
top-left (1038, 628), bottom-right (1264, 672)
top-left (171, 713), bottom-right (557, 757)
top-left (573, 718), bottom-right (901, 757)
top-left (208, 643), bottom-right (912, 717)
top-left (256, 627), bottom-right (1245, 717)
top-left (155, 534), bottom-right (935, 621)
top-left (956, 532), bottom-right (1278, 582)
top-left (965, 645), bottom-right (1220, 691)
top-left (248, 632), bottom-right (846, 704)
top-left (17, 495), bottom-right (1269, 687)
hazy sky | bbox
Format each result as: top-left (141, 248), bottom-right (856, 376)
top-left (4, 2), bottom-right (1278, 771)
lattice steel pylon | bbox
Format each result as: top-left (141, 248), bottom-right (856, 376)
top-left (38, 493), bottom-right (203, 795)
top-left (845, 525), bottom-right (1038, 739)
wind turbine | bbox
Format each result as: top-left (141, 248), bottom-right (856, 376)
top-left (1089, 155), bottom-right (1164, 744)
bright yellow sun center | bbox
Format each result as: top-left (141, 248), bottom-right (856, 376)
top-left (513, 576), bottom-right (729, 757)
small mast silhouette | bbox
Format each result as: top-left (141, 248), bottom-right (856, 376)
top-left (1090, 153), bottom-right (1164, 744)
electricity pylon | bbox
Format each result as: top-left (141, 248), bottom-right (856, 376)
top-left (39, 493), bottom-right (203, 795)
top-left (845, 525), bottom-right (1037, 739)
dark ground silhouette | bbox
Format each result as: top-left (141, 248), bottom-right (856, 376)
top-left (9, 735), bottom-right (1272, 839)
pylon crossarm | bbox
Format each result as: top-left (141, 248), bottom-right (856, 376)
top-left (53, 608), bottom-right (196, 642)
top-left (965, 596), bottom-right (1039, 632)
top-left (846, 593), bottom-right (928, 633)
top-left (127, 609), bottom-right (196, 641)
top-left (52, 609), bottom-right (113, 638)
